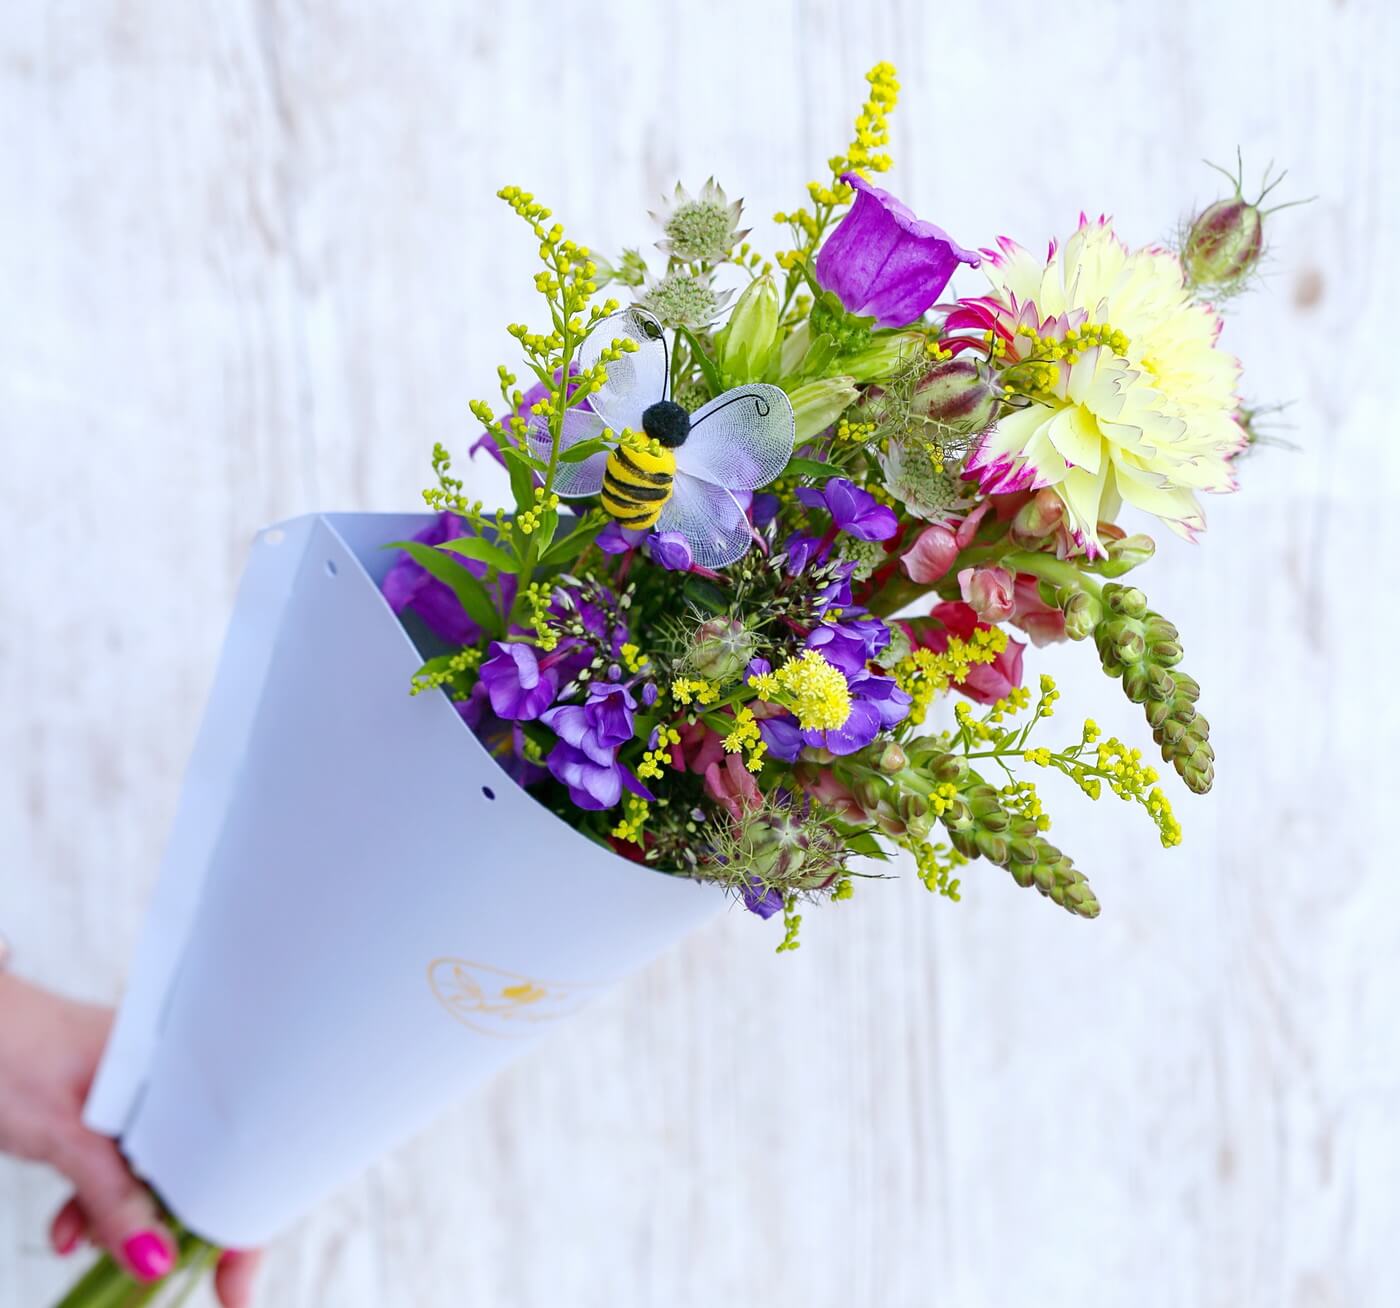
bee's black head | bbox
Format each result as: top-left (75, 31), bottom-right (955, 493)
top-left (641, 400), bottom-right (691, 448)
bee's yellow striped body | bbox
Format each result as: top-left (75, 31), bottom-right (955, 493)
top-left (600, 445), bottom-right (676, 530)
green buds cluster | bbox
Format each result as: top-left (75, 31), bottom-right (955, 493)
top-left (938, 775), bottom-right (1101, 919)
top-left (1093, 583), bottom-right (1215, 794)
top-left (1054, 585), bottom-right (1103, 642)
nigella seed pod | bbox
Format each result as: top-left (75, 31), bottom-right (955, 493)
top-left (1184, 197), bottom-right (1263, 290)
top-left (688, 617), bottom-right (755, 681)
top-left (910, 358), bottom-right (999, 436)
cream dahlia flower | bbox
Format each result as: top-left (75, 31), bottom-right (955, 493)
top-left (951, 217), bottom-right (1245, 556)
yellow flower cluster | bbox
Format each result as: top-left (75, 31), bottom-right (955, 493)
top-left (619, 642), bottom-right (649, 675)
top-left (614, 425), bottom-right (664, 460)
top-left (829, 61), bottom-right (900, 182)
top-left (750, 650), bottom-right (852, 732)
top-left (1094, 738), bottom-right (1183, 847)
top-left (408, 647), bottom-right (481, 697)
top-left (516, 485), bottom-right (561, 535)
top-left (637, 726), bottom-right (681, 781)
top-left (910, 838), bottom-right (967, 900)
top-left (521, 580), bottom-right (559, 651)
top-left (610, 795), bottom-right (649, 846)
top-left (721, 707), bottom-right (768, 774)
top-left (894, 628), bottom-right (1009, 726)
top-left (1000, 779), bottom-right (1051, 832)
top-left (670, 677), bottom-right (720, 707)
top-left (835, 416), bottom-right (877, 444)
top-left (1004, 321), bottom-right (1134, 401)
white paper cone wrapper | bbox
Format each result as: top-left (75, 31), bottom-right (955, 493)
top-left (83, 513), bottom-right (723, 1247)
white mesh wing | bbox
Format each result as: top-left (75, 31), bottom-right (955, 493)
top-left (579, 307), bottom-right (669, 435)
top-left (656, 473), bottom-right (754, 569)
top-left (525, 407), bottom-right (608, 497)
top-left (677, 384), bottom-right (794, 491)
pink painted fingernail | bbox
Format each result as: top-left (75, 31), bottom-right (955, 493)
top-left (122, 1231), bottom-right (174, 1282)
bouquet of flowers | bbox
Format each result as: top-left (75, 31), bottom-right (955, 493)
top-left (389, 60), bottom-right (1295, 946)
top-left (62, 61), bottom-right (1300, 1305)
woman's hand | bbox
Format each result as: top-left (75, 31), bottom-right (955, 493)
top-left (0, 973), bottom-right (262, 1305)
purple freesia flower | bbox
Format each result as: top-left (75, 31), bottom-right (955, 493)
top-left (800, 670), bottom-right (911, 756)
top-left (583, 681), bottom-right (637, 749)
top-left (814, 173), bottom-right (979, 328)
top-left (596, 521), bottom-right (645, 555)
top-left (813, 561), bottom-right (857, 617)
top-left (750, 493), bottom-right (781, 529)
top-left (783, 532), bottom-right (825, 576)
top-left (649, 531), bottom-right (693, 571)
top-left (541, 696), bottom-right (652, 811)
top-left (382, 512), bottom-right (512, 647)
top-left (742, 877), bottom-right (785, 919)
top-left (804, 616), bottom-right (890, 675)
top-left (796, 478), bottom-right (898, 542)
top-left (756, 713), bottom-right (803, 763)
top-left (478, 641), bottom-right (558, 721)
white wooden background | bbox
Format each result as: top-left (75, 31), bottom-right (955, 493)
top-left (2, 2), bottom-right (1397, 1304)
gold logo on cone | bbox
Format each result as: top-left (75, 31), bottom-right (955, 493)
top-left (428, 957), bottom-right (598, 1038)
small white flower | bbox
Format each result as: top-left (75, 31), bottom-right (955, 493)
top-left (651, 178), bottom-right (748, 264)
top-left (879, 439), bottom-right (977, 523)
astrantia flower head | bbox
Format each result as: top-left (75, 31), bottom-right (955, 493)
top-left (879, 439), bottom-right (978, 524)
top-left (951, 217), bottom-right (1246, 555)
top-left (639, 271), bottom-right (732, 330)
top-left (651, 178), bottom-right (748, 264)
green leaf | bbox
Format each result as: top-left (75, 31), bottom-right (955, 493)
top-left (438, 536), bottom-right (518, 574)
top-left (784, 456), bottom-right (837, 480)
top-left (501, 446), bottom-right (537, 511)
top-left (675, 325), bottom-right (725, 398)
top-left (384, 541), bottom-right (502, 637)
top-left (560, 437), bottom-right (611, 464)
top-left (538, 516), bottom-right (604, 567)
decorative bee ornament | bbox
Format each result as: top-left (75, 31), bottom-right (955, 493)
top-left (527, 308), bottom-right (794, 568)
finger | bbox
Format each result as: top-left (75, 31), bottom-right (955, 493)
top-left (48, 1196), bottom-right (87, 1256)
top-left (51, 1131), bottom-right (175, 1282)
top-left (214, 1249), bottom-right (263, 1308)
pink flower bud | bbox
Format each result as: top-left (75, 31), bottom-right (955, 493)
top-left (957, 565), bottom-right (1015, 624)
top-left (1183, 197), bottom-right (1263, 290)
top-left (901, 523), bottom-right (960, 583)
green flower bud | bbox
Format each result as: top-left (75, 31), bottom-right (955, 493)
top-left (689, 617), bottom-right (755, 681)
top-left (1059, 589), bottom-right (1103, 642)
top-left (787, 376), bottom-right (860, 441)
top-left (1183, 197), bottom-right (1263, 291)
top-left (1098, 533), bottom-right (1156, 577)
top-left (910, 358), bottom-right (998, 437)
top-left (1103, 584), bottom-right (1148, 619)
top-left (839, 332), bottom-right (923, 384)
top-left (717, 275), bottom-right (780, 383)
top-left (877, 742), bottom-right (908, 775)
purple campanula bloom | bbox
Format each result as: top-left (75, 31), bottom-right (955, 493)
top-left (814, 173), bottom-right (979, 329)
top-left (742, 877), bottom-right (785, 920)
top-left (649, 531), bottom-right (693, 571)
top-left (796, 478), bottom-right (898, 542)
top-left (804, 622), bottom-right (871, 676)
top-left (382, 512), bottom-right (514, 647)
top-left (478, 641), bottom-right (558, 721)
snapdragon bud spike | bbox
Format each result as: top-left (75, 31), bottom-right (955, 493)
top-left (1094, 584), bottom-right (1214, 794)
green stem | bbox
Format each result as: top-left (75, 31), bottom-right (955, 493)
top-left (1000, 549), bottom-right (1103, 597)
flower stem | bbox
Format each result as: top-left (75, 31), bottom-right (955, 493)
top-left (1000, 549), bottom-right (1103, 597)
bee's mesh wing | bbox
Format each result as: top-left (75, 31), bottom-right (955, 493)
top-left (679, 384), bottom-right (794, 492)
top-left (526, 408), bottom-right (607, 497)
top-left (656, 474), bottom-right (754, 569)
top-left (579, 307), bottom-right (668, 434)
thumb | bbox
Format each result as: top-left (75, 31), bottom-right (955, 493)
top-left (51, 1130), bottom-right (176, 1283)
